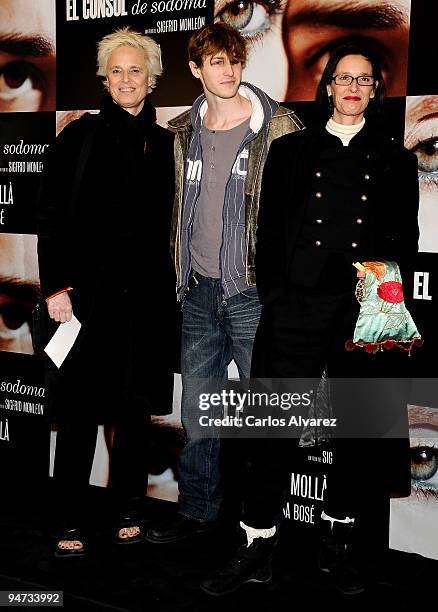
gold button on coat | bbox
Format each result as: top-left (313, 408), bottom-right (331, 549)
top-left (352, 242), bottom-right (358, 248)
top-left (361, 194), bottom-right (367, 201)
top-left (356, 218), bottom-right (363, 224)
top-left (316, 219), bottom-right (323, 224)
top-left (315, 171), bottom-right (321, 177)
top-left (315, 192), bottom-right (322, 198)
top-left (315, 240), bottom-right (322, 246)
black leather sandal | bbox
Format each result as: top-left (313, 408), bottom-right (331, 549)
top-left (54, 528), bottom-right (87, 558)
top-left (114, 514), bottom-right (144, 545)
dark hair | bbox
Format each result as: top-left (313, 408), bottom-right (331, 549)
top-left (188, 23), bottom-right (247, 68)
top-left (315, 43), bottom-right (386, 118)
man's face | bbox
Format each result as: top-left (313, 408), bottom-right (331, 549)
top-left (105, 45), bottom-right (150, 116)
top-left (0, 233), bottom-right (39, 354)
top-left (0, 0), bottom-right (56, 112)
top-left (327, 55), bottom-right (376, 124)
top-left (284, 0), bottom-right (411, 101)
top-left (189, 52), bottom-right (242, 100)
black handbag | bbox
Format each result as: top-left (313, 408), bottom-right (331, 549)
top-left (31, 116), bottom-right (100, 354)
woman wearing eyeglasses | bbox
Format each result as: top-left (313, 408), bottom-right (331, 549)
top-left (201, 44), bottom-right (420, 597)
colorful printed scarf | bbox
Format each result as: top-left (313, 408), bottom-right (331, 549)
top-left (346, 261), bottom-right (422, 354)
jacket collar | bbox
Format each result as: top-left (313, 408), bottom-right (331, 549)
top-left (99, 95), bottom-right (157, 129)
top-left (307, 115), bottom-right (396, 151)
top-left (167, 82), bottom-right (279, 133)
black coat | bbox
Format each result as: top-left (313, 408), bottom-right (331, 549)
top-left (255, 120), bottom-right (419, 306)
top-left (37, 97), bottom-right (177, 421)
top-left (252, 120), bottom-right (420, 499)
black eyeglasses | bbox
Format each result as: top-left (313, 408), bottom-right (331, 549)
top-left (332, 74), bottom-right (375, 86)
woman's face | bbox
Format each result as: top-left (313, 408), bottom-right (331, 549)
top-left (326, 54), bottom-right (376, 124)
top-left (405, 96), bottom-right (438, 253)
top-left (105, 46), bottom-right (150, 116)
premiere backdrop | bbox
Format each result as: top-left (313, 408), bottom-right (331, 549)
top-left (0, 0), bottom-right (437, 558)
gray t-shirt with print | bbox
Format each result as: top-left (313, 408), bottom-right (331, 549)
top-left (190, 118), bottom-right (250, 279)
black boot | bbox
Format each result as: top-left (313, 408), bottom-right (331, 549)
top-left (201, 532), bottom-right (277, 596)
top-left (318, 517), bottom-right (365, 595)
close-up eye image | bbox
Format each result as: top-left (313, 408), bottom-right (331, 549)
top-left (405, 95), bottom-right (438, 253)
top-left (391, 405), bottom-right (438, 560)
top-left (0, 233), bottom-right (40, 354)
top-left (0, 0), bottom-right (56, 112)
top-left (0, 61), bottom-right (43, 110)
top-left (216, 0), bottom-right (283, 40)
top-left (411, 444), bottom-right (438, 497)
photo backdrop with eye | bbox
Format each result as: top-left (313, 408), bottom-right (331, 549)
top-left (390, 404), bottom-right (438, 561)
top-left (0, 233), bottom-right (40, 355)
top-left (0, 0), bottom-right (56, 113)
top-left (405, 96), bottom-right (438, 254)
top-left (0, 0), bottom-right (437, 562)
top-left (56, 0), bottom-right (213, 109)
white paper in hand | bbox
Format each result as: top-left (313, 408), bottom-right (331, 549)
top-left (44, 315), bottom-right (82, 368)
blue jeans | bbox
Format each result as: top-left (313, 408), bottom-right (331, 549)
top-left (179, 275), bottom-right (262, 521)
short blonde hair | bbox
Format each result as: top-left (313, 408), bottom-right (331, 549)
top-left (97, 27), bottom-right (162, 92)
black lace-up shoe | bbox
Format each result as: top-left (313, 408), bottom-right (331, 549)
top-left (145, 514), bottom-right (218, 544)
top-left (201, 534), bottom-right (277, 596)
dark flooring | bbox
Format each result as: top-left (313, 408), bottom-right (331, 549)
top-left (0, 483), bottom-right (436, 612)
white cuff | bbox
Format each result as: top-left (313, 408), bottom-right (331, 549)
top-left (321, 510), bottom-right (355, 532)
top-left (240, 521), bottom-right (276, 547)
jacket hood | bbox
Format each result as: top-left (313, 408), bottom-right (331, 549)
top-left (168, 83), bottom-right (279, 133)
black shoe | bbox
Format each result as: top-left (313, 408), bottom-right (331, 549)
top-left (54, 528), bottom-right (87, 558)
top-left (200, 535), bottom-right (277, 596)
top-left (145, 514), bottom-right (218, 544)
top-left (318, 520), bottom-right (365, 595)
top-left (114, 513), bottom-right (144, 545)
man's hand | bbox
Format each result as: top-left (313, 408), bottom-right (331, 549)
top-left (47, 292), bottom-right (72, 323)
top-left (356, 271), bottom-right (366, 279)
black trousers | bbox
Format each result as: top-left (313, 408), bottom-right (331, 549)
top-left (53, 405), bottom-right (150, 528)
top-left (241, 284), bottom-right (411, 529)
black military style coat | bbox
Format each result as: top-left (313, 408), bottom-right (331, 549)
top-left (251, 120), bottom-right (420, 500)
top-left (255, 120), bottom-right (419, 306)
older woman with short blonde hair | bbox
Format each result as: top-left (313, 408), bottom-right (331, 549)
top-left (37, 27), bottom-right (176, 558)
top-left (96, 26), bottom-right (162, 92)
